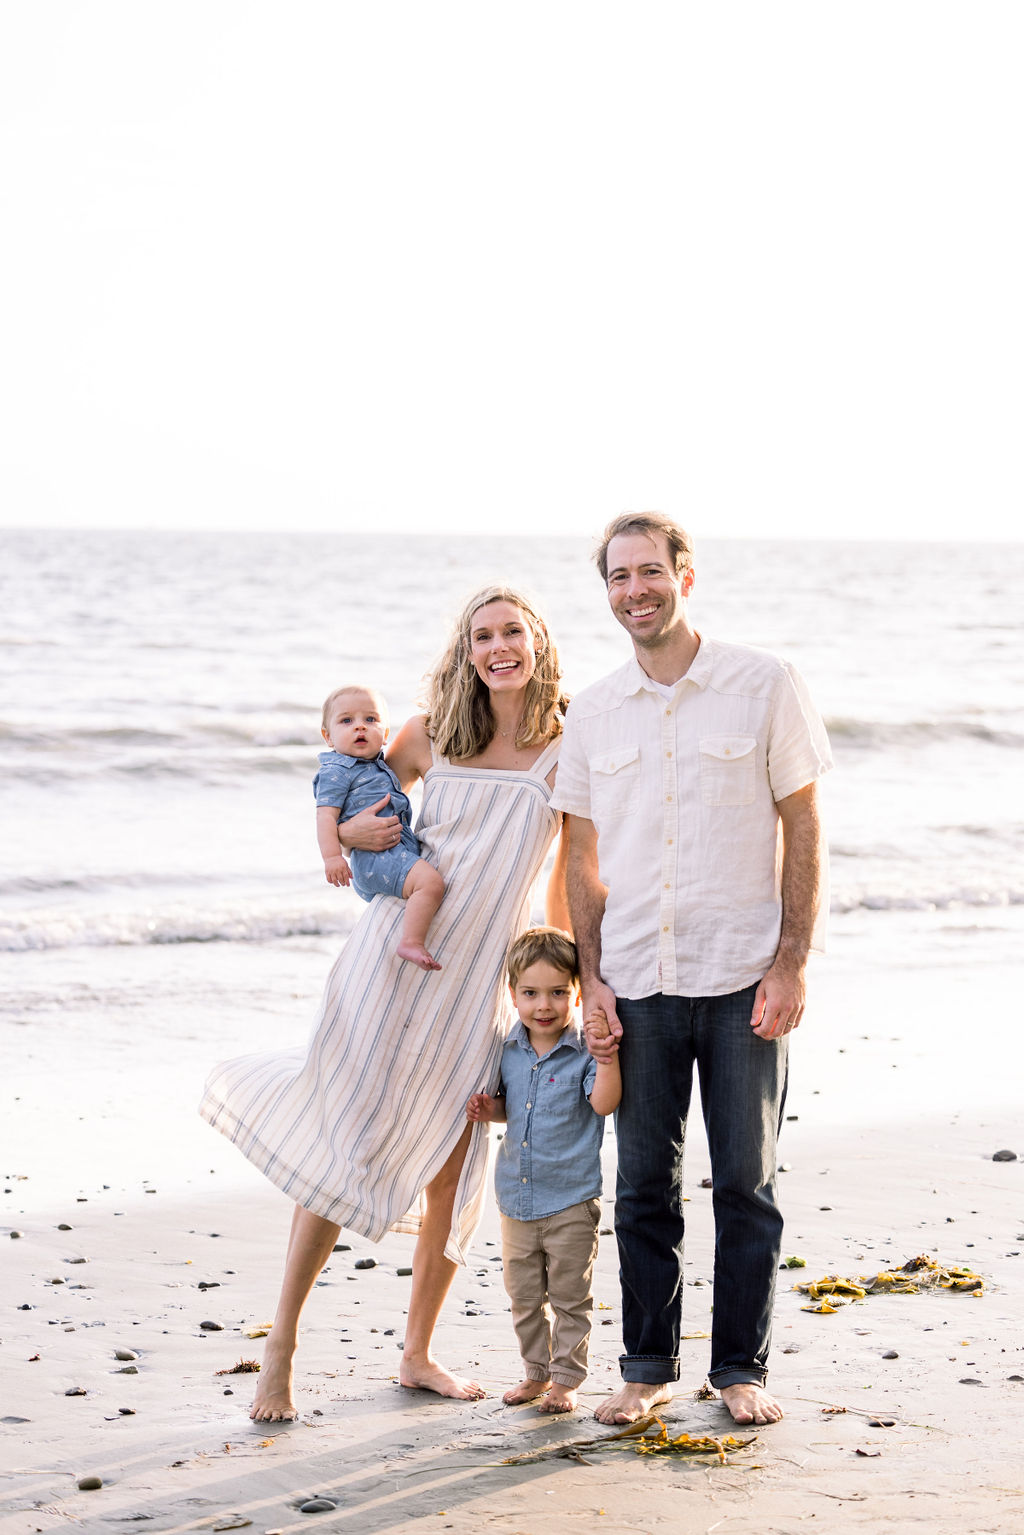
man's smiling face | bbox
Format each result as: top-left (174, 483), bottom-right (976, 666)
top-left (604, 530), bottom-right (694, 650)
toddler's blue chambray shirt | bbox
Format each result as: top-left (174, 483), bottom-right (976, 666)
top-left (494, 1020), bottom-right (603, 1221)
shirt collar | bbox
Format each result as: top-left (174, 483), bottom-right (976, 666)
top-left (320, 749), bottom-right (386, 768)
top-left (623, 634), bottom-right (712, 696)
top-left (509, 1018), bottom-right (585, 1053)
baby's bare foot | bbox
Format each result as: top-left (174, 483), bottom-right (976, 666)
top-left (397, 941), bottom-right (442, 972)
top-left (503, 1376), bottom-right (551, 1405)
top-left (719, 1382), bottom-right (783, 1424)
top-left (400, 1357), bottom-right (485, 1399)
top-left (594, 1381), bottom-right (672, 1424)
top-left (537, 1383), bottom-right (578, 1414)
top-left (250, 1342), bottom-right (296, 1422)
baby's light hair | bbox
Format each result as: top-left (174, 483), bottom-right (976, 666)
top-left (321, 686), bottom-right (388, 733)
top-left (506, 926), bottom-right (579, 990)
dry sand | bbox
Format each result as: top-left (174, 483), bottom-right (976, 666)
top-left (3, 939), bottom-right (1022, 1534)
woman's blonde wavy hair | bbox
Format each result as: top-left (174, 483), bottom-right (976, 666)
top-left (424, 585), bottom-right (568, 761)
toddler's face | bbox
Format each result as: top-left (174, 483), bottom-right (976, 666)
top-left (322, 690), bottom-right (388, 759)
top-left (510, 960), bottom-right (579, 1041)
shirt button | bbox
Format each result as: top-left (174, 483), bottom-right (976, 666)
top-left (526, 1101), bottom-right (532, 1109)
top-left (662, 924), bottom-right (669, 933)
top-left (522, 1177), bottom-right (528, 1183)
top-left (666, 750), bottom-right (672, 758)
top-left (532, 1064), bottom-right (538, 1071)
top-left (665, 708), bottom-right (671, 716)
top-left (521, 1140), bottom-right (528, 1147)
top-left (724, 747), bottom-right (731, 756)
top-left (666, 794), bottom-right (673, 802)
top-left (664, 882), bottom-right (670, 889)
top-left (667, 838), bottom-right (673, 845)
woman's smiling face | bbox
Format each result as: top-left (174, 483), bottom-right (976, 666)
top-left (468, 600), bottom-right (539, 694)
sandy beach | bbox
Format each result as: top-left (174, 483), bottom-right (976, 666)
top-left (3, 925), bottom-right (1022, 1535)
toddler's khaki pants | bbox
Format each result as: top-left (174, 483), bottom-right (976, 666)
top-left (500, 1197), bottom-right (601, 1387)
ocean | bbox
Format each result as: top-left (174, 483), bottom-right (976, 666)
top-left (2, 528), bottom-right (1022, 1055)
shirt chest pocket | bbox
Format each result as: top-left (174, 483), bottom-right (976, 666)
top-left (699, 735), bottom-right (758, 806)
top-left (589, 743), bottom-right (641, 821)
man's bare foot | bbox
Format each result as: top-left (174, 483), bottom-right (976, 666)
top-left (250, 1342), bottom-right (297, 1422)
top-left (594, 1382), bottom-right (673, 1424)
top-left (397, 941), bottom-right (442, 971)
top-left (400, 1357), bottom-right (485, 1399)
top-left (537, 1383), bottom-right (577, 1414)
top-left (503, 1376), bottom-right (551, 1405)
top-left (719, 1382), bottom-right (783, 1424)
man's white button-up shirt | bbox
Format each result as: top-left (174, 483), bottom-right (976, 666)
top-left (550, 637), bottom-right (833, 999)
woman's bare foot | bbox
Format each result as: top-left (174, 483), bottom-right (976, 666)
top-left (503, 1376), bottom-right (551, 1405)
top-left (397, 941), bottom-right (442, 972)
top-left (400, 1355), bottom-right (485, 1399)
top-left (594, 1381), bottom-right (673, 1425)
top-left (537, 1383), bottom-right (578, 1414)
top-left (250, 1341), bottom-right (297, 1422)
top-left (719, 1383), bottom-right (783, 1424)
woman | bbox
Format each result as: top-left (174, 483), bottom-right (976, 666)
top-left (200, 585), bottom-right (569, 1420)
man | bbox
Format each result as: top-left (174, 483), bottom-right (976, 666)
top-left (550, 512), bottom-right (831, 1427)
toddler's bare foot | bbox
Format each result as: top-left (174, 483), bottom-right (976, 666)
top-left (250, 1341), bottom-right (297, 1422)
top-left (400, 1356), bottom-right (485, 1399)
top-left (537, 1383), bottom-right (578, 1414)
top-left (397, 940), bottom-right (442, 971)
top-left (594, 1381), bottom-right (672, 1424)
top-left (719, 1382), bottom-right (783, 1424)
top-left (503, 1376), bottom-right (551, 1405)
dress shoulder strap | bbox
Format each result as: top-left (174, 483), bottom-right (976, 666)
top-left (530, 736), bottom-right (561, 778)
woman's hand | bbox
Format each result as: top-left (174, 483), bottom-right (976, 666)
top-left (338, 796), bottom-right (402, 852)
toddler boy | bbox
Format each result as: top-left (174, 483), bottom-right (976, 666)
top-left (467, 927), bottom-right (621, 1412)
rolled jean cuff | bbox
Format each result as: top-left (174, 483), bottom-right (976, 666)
top-left (620, 1354), bottom-right (680, 1384)
top-left (708, 1368), bottom-right (768, 1390)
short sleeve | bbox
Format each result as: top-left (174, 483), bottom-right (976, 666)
top-left (581, 1053), bottom-right (598, 1098)
top-left (313, 758), bottom-right (353, 810)
top-left (767, 662), bottom-right (833, 802)
top-left (547, 702), bottom-right (593, 818)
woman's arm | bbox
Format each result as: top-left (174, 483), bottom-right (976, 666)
top-left (544, 815), bottom-right (571, 931)
top-left (338, 715), bottom-right (433, 852)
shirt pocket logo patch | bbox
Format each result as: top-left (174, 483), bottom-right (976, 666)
top-left (698, 735), bottom-right (757, 806)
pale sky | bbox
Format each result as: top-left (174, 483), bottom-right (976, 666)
top-left (2, 2), bottom-right (1021, 542)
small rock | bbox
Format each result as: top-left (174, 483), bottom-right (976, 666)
top-left (992, 1149), bottom-right (1018, 1162)
top-left (114, 1349), bottom-right (138, 1362)
top-left (65, 1387), bottom-right (87, 1397)
top-left (298, 1498), bottom-right (338, 1513)
top-left (383, 1328), bottom-right (395, 1336)
top-left (700, 1177), bottom-right (713, 1189)
top-left (959, 1377), bottom-right (984, 1385)
top-left (17, 1303), bottom-right (31, 1310)
top-left (199, 1320), bottom-right (224, 1331)
top-left (77, 1476), bottom-right (103, 1491)
top-left (118, 1407), bottom-right (136, 1415)
top-left (778, 1163), bottom-right (792, 1172)
top-left (198, 1281), bottom-right (220, 1290)
top-left (332, 1243), bottom-right (351, 1252)
top-left (115, 1365), bottom-right (139, 1375)
top-left (224, 1388), bottom-right (233, 1395)
top-left (396, 1267), bottom-right (413, 1277)
top-left (354, 1258), bottom-right (376, 1270)
top-left (10, 1230), bottom-right (23, 1239)
top-left (1, 1416), bottom-right (31, 1424)
top-left (869, 1417), bottom-right (897, 1427)
top-left (881, 1350), bottom-right (899, 1360)
top-left (58, 1223), bottom-right (72, 1231)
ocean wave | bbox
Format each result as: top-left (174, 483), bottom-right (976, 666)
top-left (826, 716), bottom-right (1024, 750)
top-left (832, 887), bottom-right (1024, 915)
top-left (0, 720), bottom-right (313, 751)
top-left (0, 903), bottom-right (361, 952)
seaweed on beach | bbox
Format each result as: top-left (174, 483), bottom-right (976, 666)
top-left (215, 1359), bottom-right (261, 1375)
top-left (501, 1412), bottom-right (756, 1466)
top-left (795, 1254), bottom-right (984, 1308)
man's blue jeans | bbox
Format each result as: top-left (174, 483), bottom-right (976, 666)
top-left (614, 987), bottom-right (788, 1389)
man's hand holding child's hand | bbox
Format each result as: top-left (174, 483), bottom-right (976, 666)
top-left (324, 853), bottom-right (353, 888)
top-left (584, 1005), bottom-right (619, 1063)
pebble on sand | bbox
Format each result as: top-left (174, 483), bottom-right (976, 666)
top-left (77, 1476), bottom-right (103, 1491)
top-left (354, 1258), bottom-right (377, 1270)
top-left (298, 1498), bottom-right (338, 1513)
top-left (200, 1320), bottom-right (225, 1331)
top-left (114, 1349), bottom-right (138, 1361)
top-left (992, 1149), bottom-right (1018, 1162)
top-left (65, 1387), bottom-right (87, 1397)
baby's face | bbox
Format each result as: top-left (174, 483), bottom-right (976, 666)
top-left (322, 690), bottom-right (388, 759)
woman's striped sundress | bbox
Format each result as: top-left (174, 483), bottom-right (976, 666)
top-left (200, 738), bottom-right (561, 1264)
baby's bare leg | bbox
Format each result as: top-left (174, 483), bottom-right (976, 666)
top-left (396, 860), bottom-right (444, 971)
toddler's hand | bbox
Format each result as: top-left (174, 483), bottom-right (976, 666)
top-left (324, 853), bottom-right (353, 887)
top-left (466, 1092), bottom-right (496, 1123)
top-left (584, 1006), bottom-right (619, 1059)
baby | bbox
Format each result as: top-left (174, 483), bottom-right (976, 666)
top-left (314, 685), bottom-right (444, 971)
top-left (467, 927), bottom-right (621, 1413)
